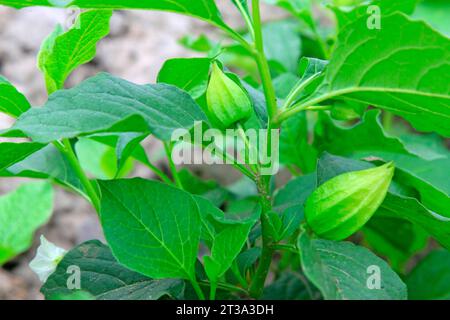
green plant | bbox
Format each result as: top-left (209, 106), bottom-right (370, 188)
top-left (0, 0), bottom-right (449, 300)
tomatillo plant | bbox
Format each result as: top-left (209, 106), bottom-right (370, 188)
top-left (0, 0), bottom-right (449, 301)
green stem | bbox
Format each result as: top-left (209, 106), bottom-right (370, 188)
top-left (281, 75), bottom-right (321, 110)
top-left (275, 104), bottom-right (331, 125)
top-left (140, 158), bottom-right (174, 185)
top-left (54, 139), bottom-right (101, 213)
top-left (235, 0), bottom-right (255, 40)
top-left (190, 278), bottom-right (206, 300)
top-left (208, 143), bottom-right (255, 180)
top-left (249, 175), bottom-right (274, 298)
top-left (252, 0), bottom-right (278, 121)
top-left (270, 243), bottom-right (298, 253)
top-left (209, 281), bottom-right (217, 300)
top-left (231, 261), bottom-right (248, 288)
top-left (199, 280), bottom-right (248, 296)
top-left (163, 141), bottom-right (184, 190)
top-left (236, 122), bottom-right (259, 174)
top-left (383, 111), bottom-right (394, 132)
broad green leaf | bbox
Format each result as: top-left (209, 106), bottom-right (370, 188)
top-left (378, 193), bottom-right (450, 250)
top-left (0, 182), bottom-right (53, 265)
top-left (362, 216), bottom-right (428, 272)
top-left (262, 21), bottom-right (302, 73)
top-left (178, 169), bottom-right (229, 207)
top-left (157, 58), bottom-right (211, 99)
top-left (406, 249), bottom-right (450, 300)
top-left (235, 247), bottom-right (261, 276)
top-left (298, 13), bottom-right (450, 136)
top-left (194, 195), bottom-right (259, 284)
top-left (280, 112), bottom-right (317, 173)
top-left (263, 0), bottom-right (316, 31)
top-left (315, 110), bottom-right (450, 217)
top-left (42, 240), bottom-right (185, 300)
top-left (298, 232), bottom-right (407, 300)
top-left (278, 204), bottom-right (304, 240)
top-left (8, 73), bottom-right (208, 143)
top-left (75, 138), bottom-right (133, 179)
top-left (49, 291), bottom-right (95, 300)
top-left (262, 271), bottom-right (320, 300)
top-left (204, 220), bottom-right (256, 284)
top-left (273, 173), bottom-right (316, 212)
top-left (0, 0), bottom-right (232, 33)
top-left (0, 76), bottom-right (31, 117)
top-left (2, 144), bottom-right (84, 194)
top-left (0, 142), bottom-right (45, 171)
top-left (99, 178), bottom-right (201, 281)
top-left (38, 10), bottom-right (112, 93)
top-left (413, 0), bottom-right (450, 36)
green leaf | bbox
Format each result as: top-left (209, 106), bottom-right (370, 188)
top-left (263, 0), bottom-right (316, 31)
top-left (298, 231), bottom-right (407, 300)
top-left (75, 138), bottom-right (133, 179)
top-left (38, 10), bottom-right (112, 93)
top-left (406, 249), bottom-right (450, 300)
top-left (99, 178), bottom-right (201, 281)
top-left (0, 76), bottom-right (31, 117)
top-left (280, 112), bottom-right (317, 173)
top-left (378, 193), bottom-right (450, 250)
top-left (178, 169), bottom-right (229, 207)
top-left (278, 204), bottom-right (305, 240)
top-left (413, 0), bottom-right (450, 36)
top-left (262, 21), bottom-right (302, 73)
top-left (299, 13), bottom-right (450, 136)
top-left (0, 0), bottom-right (232, 33)
top-left (157, 58), bottom-right (211, 99)
top-left (204, 220), bottom-right (256, 284)
top-left (273, 173), bottom-right (316, 212)
top-left (42, 240), bottom-right (185, 300)
top-left (0, 142), bottom-right (45, 171)
top-left (0, 182), bottom-right (54, 265)
top-left (362, 216), bottom-right (428, 272)
top-left (262, 271), bottom-right (319, 300)
top-left (8, 72), bottom-right (208, 143)
top-left (2, 144), bottom-right (84, 194)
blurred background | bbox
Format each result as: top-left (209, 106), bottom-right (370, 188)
top-left (0, 1), bottom-right (287, 299)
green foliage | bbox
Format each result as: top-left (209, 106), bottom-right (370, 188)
top-left (8, 73), bottom-right (208, 143)
top-left (99, 178), bottom-right (201, 281)
top-left (42, 240), bottom-right (185, 300)
top-left (298, 232), bottom-right (407, 300)
top-left (38, 10), bottom-right (112, 93)
top-left (0, 76), bottom-right (30, 117)
top-left (406, 249), bottom-right (450, 300)
top-left (0, 182), bottom-right (53, 265)
top-left (0, 0), bottom-right (448, 301)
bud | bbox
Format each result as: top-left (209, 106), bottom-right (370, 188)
top-left (206, 63), bottom-right (253, 129)
top-left (305, 162), bottom-right (395, 240)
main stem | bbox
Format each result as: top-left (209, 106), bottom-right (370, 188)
top-left (249, 174), bottom-right (274, 298)
top-left (247, 0), bottom-right (277, 298)
top-left (252, 0), bottom-right (278, 121)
